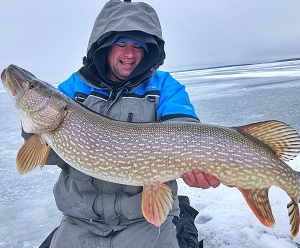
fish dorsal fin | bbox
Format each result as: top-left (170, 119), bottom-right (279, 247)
top-left (142, 182), bottom-right (173, 227)
top-left (235, 120), bottom-right (300, 161)
top-left (287, 200), bottom-right (300, 237)
top-left (17, 134), bottom-right (51, 174)
top-left (238, 188), bottom-right (275, 227)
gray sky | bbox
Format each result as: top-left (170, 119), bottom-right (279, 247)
top-left (1, 0), bottom-right (300, 83)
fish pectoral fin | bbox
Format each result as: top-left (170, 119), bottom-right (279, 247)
top-left (16, 134), bottom-right (51, 174)
top-left (142, 182), bottom-right (173, 227)
top-left (238, 188), bottom-right (275, 227)
top-left (287, 199), bottom-right (300, 237)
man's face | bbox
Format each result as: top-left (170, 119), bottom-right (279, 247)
top-left (107, 42), bottom-right (145, 82)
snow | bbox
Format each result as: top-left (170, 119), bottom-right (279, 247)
top-left (1, 60), bottom-right (300, 247)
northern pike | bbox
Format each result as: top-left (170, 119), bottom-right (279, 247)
top-left (2, 64), bottom-right (300, 236)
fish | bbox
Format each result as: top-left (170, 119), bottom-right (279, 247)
top-left (2, 64), bottom-right (300, 237)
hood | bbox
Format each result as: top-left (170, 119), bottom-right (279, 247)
top-left (78, 0), bottom-right (165, 91)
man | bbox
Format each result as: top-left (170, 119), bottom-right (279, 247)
top-left (31, 0), bottom-right (220, 247)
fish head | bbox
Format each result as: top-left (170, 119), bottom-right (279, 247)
top-left (1, 65), bottom-right (36, 98)
top-left (1, 64), bottom-right (68, 133)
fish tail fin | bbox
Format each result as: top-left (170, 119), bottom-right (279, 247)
top-left (17, 134), bottom-right (51, 174)
top-left (235, 120), bottom-right (300, 161)
top-left (287, 198), bottom-right (300, 237)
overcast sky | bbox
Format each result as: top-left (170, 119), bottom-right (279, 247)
top-left (1, 0), bottom-right (300, 84)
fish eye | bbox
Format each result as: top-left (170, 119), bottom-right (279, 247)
top-left (28, 82), bottom-right (35, 89)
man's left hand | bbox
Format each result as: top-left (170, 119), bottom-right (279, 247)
top-left (181, 170), bottom-right (220, 189)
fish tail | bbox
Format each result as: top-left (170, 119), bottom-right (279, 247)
top-left (236, 120), bottom-right (300, 237)
top-left (287, 198), bottom-right (300, 237)
top-left (286, 171), bottom-right (300, 237)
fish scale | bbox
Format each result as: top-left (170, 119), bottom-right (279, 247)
top-left (2, 64), bottom-right (300, 236)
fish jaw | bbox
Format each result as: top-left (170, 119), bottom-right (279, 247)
top-left (2, 68), bottom-right (19, 97)
top-left (1, 69), bottom-right (9, 93)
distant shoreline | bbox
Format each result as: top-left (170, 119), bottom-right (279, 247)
top-left (170, 58), bottom-right (300, 73)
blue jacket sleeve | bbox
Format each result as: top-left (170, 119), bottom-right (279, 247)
top-left (156, 72), bottom-right (199, 122)
top-left (57, 73), bottom-right (77, 99)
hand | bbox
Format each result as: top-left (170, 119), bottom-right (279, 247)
top-left (181, 170), bottom-right (220, 189)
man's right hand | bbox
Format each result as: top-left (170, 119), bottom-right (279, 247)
top-left (181, 170), bottom-right (220, 189)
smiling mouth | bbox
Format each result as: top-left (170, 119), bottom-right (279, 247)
top-left (121, 61), bottom-right (135, 65)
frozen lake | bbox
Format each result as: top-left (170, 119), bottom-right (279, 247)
top-left (0, 60), bottom-right (300, 247)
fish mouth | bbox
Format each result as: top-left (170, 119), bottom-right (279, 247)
top-left (1, 68), bottom-right (17, 96)
top-left (1, 69), bottom-right (6, 82)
